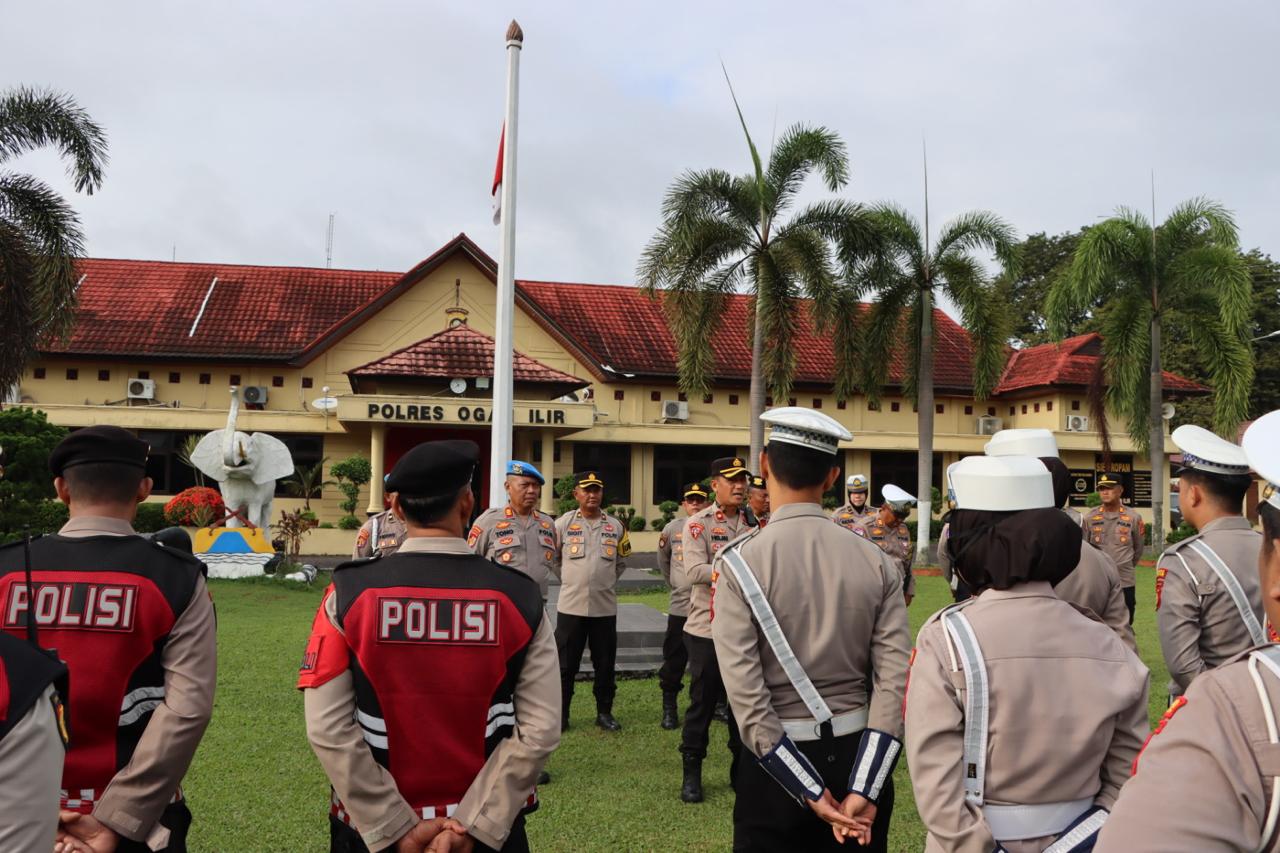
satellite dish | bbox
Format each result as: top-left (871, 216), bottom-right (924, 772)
top-left (1161, 403), bottom-right (1176, 421)
top-left (312, 397), bottom-right (339, 412)
top-left (449, 378), bottom-right (468, 395)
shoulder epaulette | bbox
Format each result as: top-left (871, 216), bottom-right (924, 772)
top-left (1159, 531), bottom-right (1205, 560)
top-left (920, 598), bottom-right (975, 631)
top-left (333, 554), bottom-right (381, 573)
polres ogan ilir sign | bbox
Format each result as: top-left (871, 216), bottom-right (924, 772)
top-left (336, 395), bottom-right (594, 428)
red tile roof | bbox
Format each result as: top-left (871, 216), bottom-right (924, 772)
top-left (347, 325), bottom-right (587, 389)
top-left (996, 333), bottom-right (1207, 395)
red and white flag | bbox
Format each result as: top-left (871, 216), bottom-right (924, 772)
top-left (491, 124), bottom-right (504, 225)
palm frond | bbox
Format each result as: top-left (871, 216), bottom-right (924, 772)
top-left (1185, 315), bottom-right (1254, 435)
top-left (1165, 245), bottom-right (1252, 335)
top-left (720, 64), bottom-right (765, 208)
top-left (868, 203), bottom-right (926, 280)
top-left (1159, 196), bottom-right (1239, 256)
top-left (0, 87), bottom-right (107, 194)
top-left (932, 210), bottom-right (1019, 274)
top-left (1048, 215), bottom-right (1148, 337)
top-left (830, 288), bottom-right (864, 402)
top-left (772, 222), bottom-right (839, 329)
top-left (756, 248), bottom-right (801, 401)
top-left (1098, 291), bottom-right (1154, 448)
top-left (858, 275), bottom-right (916, 404)
top-left (937, 254), bottom-right (1009, 399)
top-left (765, 124), bottom-right (849, 213)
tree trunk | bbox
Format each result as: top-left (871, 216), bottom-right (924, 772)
top-left (1149, 312), bottom-right (1165, 555)
top-left (916, 288), bottom-right (935, 563)
top-left (749, 295), bottom-right (766, 467)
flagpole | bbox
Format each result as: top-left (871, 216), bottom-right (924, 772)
top-left (490, 19), bottom-right (522, 508)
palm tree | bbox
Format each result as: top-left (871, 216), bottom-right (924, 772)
top-left (638, 84), bottom-right (878, 463)
top-left (1046, 197), bottom-right (1253, 551)
top-left (0, 87), bottom-right (108, 395)
top-left (283, 458), bottom-right (335, 511)
top-left (859, 204), bottom-right (1018, 559)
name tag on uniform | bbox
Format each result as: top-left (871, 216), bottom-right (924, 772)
top-left (377, 597), bottom-right (499, 645)
top-left (5, 582), bottom-right (137, 632)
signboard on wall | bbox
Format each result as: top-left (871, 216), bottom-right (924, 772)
top-left (336, 395), bottom-right (594, 429)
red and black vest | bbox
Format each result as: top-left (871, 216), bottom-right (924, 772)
top-left (307, 549), bottom-right (544, 823)
top-left (0, 631), bottom-right (67, 741)
top-left (0, 535), bottom-right (203, 811)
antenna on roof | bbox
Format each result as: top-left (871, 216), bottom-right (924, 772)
top-left (172, 244), bottom-right (176, 262)
top-left (326, 213), bottom-right (336, 268)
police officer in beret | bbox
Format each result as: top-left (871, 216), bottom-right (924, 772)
top-left (553, 472), bottom-right (631, 733)
top-left (352, 476), bottom-right (407, 559)
top-left (655, 483), bottom-right (708, 730)
top-left (746, 475), bottom-right (770, 527)
top-left (1084, 474), bottom-right (1145, 625)
top-left (300, 440), bottom-right (559, 853)
top-left (0, 426), bottom-right (217, 853)
top-left (832, 474), bottom-right (875, 530)
top-left (469, 461), bottom-right (559, 600)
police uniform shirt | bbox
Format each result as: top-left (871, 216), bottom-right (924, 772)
top-left (849, 516), bottom-right (917, 598)
top-left (711, 503), bottom-right (911, 758)
top-left (657, 516), bottom-right (691, 618)
top-left (831, 501), bottom-right (875, 531)
top-left (300, 537), bottom-right (560, 851)
top-left (4, 516), bottom-right (217, 850)
top-left (906, 585), bottom-right (1149, 852)
top-left (679, 502), bottom-right (750, 639)
top-left (1054, 542), bottom-right (1137, 652)
top-left (469, 505), bottom-right (560, 599)
top-left (1156, 515), bottom-right (1263, 696)
top-left (1096, 645), bottom-right (1280, 852)
top-left (1083, 508), bottom-right (1145, 587)
top-left (0, 634), bottom-right (67, 852)
top-left (553, 509), bottom-right (629, 618)
top-left (352, 509), bottom-right (407, 559)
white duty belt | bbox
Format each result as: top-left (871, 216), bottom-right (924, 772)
top-left (1247, 646), bottom-right (1280, 852)
top-left (718, 546), bottom-right (834, 726)
top-left (942, 608), bottom-right (1098, 845)
top-left (1174, 539), bottom-right (1266, 646)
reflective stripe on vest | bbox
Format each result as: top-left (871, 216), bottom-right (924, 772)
top-left (942, 609), bottom-right (988, 806)
top-left (1248, 646), bottom-right (1280, 852)
top-left (719, 545), bottom-right (833, 724)
top-left (1180, 540), bottom-right (1266, 646)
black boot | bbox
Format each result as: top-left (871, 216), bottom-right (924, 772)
top-left (538, 769), bottom-right (551, 785)
top-left (561, 695), bottom-right (571, 732)
top-left (661, 691), bottom-right (680, 730)
top-left (596, 710), bottom-right (622, 732)
top-left (680, 756), bottom-right (704, 803)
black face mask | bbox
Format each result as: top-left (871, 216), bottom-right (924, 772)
top-left (947, 507), bottom-right (1083, 592)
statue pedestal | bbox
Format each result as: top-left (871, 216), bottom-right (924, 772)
top-left (193, 527), bottom-right (276, 578)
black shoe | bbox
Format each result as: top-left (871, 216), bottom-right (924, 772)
top-left (595, 712), bottom-right (622, 732)
top-left (561, 716), bottom-right (570, 732)
top-left (661, 691), bottom-right (680, 730)
top-left (680, 756), bottom-right (704, 803)
top-left (713, 701), bottom-right (729, 723)
top-left (538, 770), bottom-right (551, 785)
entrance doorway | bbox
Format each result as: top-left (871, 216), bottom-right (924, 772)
top-left (385, 426), bottom-right (492, 509)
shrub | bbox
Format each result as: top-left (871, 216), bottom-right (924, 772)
top-left (553, 474), bottom-right (578, 516)
top-left (272, 508), bottom-right (318, 558)
top-left (628, 516), bottom-right (646, 532)
top-left (164, 487), bottom-right (226, 527)
top-left (607, 505), bottom-right (637, 529)
top-left (1084, 491), bottom-right (1102, 508)
top-left (650, 518), bottom-right (666, 531)
top-left (3, 500), bottom-right (72, 542)
top-left (0, 408), bottom-right (68, 543)
top-left (905, 519), bottom-right (945, 542)
top-left (331, 455), bottom-right (371, 517)
top-left (657, 500), bottom-right (679, 528)
top-left (318, 522), bottom-right (335, 529)
top-left (134, 503), bottom-right (168, 533)
top-left (1166, 521), bottom-right (1197, 546)
top-left (338, 515), bottom-right (363, 530)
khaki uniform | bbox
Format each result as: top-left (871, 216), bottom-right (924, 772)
top-left (552, 510), bottom-right (629, 617)
top-left (831, 502), bottom-right (875, 531)
top-left (679, 503), bottom-right (750, 638)
top-left (1055, 542), bottom-right (1137, 652)
top-left (1156, 515), bottom-right (1263, 697)
top-left (352, 509), bottom-right (407, 559)
top-left (656, 516), bottom-right (690, 617)
top-left (1063, 506), bottom-right (1084, 528)
top-left (906, 583), bottom-right (1149, 853)
top-left (469, 505), bottom-right (559, 599)
top-left (1083, 508), bottom-right (1144, 587)
top-left (1096, 645), bottom-right (1280, 852)
top-left (850, 517), bottom-right (917, 598)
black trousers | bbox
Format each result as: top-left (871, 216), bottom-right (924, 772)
top-left (330, 813), bottom-right (529, 852)
top-left (680, 633), bottom-right (741, 768)
top-left (732, 732), bottom-right (895, 853)
top-left (1123, 585), bottom-right (1136, 625)
top-left (555, 613), bottom-right (618, 713)
top-left (117, 801), bottom-right (192, 852)
top-left (658, 613), bottom-right (689, 694)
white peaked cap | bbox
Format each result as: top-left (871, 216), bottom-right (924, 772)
top-left (946, 455), bottom-right (1055, 512)
top-left (1243, 411), bottom-right (1280, 511)
top-left (882, 484), bottom-right (916, 505)
top-left (760, 407), bottom-right (851, 455)
top-left (846, 473), bottom-right (869, 490)
top-left (1171, 424), bottom-right (1250, 476)
top-left (984, 428), bottom-right (1059, 459)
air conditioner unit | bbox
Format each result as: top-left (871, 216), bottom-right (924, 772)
top-left (1066, 414), bottom-right (1090, 432)
top-left (661, 400), bottom-right (689, 421)
top-left (127, 378), bottom-right (156, 400)
top-left (976, 416), bottom-right (1003, 435)
top-left (242, 385), bottom-right (270, 405)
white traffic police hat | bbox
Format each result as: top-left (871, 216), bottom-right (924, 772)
top-left (1243, 411), bottom-right (1280, 511)
top-left (882, 483), bottom-right (917, 515)
top-left (760, 407), bottom-right (851, 456)
top-left (1171, 424), bottom-right (1250, 476)
top-left (846, 473), bottom-right (869, 492)
top-left (946, 455), bottom-right (1055, 512)
top-left (984, 428), bottom-right (1059, 459)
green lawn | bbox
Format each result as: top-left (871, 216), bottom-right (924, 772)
top-left (185, 569), bottom-right (1170, 851)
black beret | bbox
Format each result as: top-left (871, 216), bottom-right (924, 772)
top-left (749, 475), bottom-right (767, 490)
top-left (385, 440), bottom-right (478, 496)
top-left (50, 425), bottom-right (149, 476)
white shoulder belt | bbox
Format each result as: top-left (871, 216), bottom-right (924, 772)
top-left (1174, 539), bottom-right (1265, 646)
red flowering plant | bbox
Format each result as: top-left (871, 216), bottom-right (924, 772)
top-left (163, 487), bottom-right (226, 528)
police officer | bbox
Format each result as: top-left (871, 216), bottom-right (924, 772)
top-left (0, 630), bottom-right (67, 850)
top-left (299, 440), bottom-right (559, 853)
top-left (0, 426), bottom-right (217, 853)
top-left (1084, 474), bottom-right (1145, 624)
top-left (831, 474), bottom-right (874, 530)
top-left (553, 472), bottom-right (631, 732)
top-left (655, 483), bottom-right (708, 730)
top-left (712, 408), bottom-right (911, 852)
top-left (907, 454), bottom-right (1149, 851)
top-left (469, 461), bottom-right (559, 600)
top-left (352, 477), bottom-right (407, 559)
top-left (850, 485), bottom-right (917, 605)
top-left (746, 475), bottom-right (770, 527)
top-left (1154, 424), bottom-right (1262, 701)
top-left (677, 456), bottom-right (750, 803)
top-left (985, 429), bottom-right (1134, 650)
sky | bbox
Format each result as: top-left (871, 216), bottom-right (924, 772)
top-left (4, 1), bottom-right (1278, 290)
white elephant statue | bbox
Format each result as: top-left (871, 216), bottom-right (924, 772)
top-left (189, 388), bottom-right (294, 530)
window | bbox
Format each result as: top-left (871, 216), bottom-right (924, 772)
top-left (137, 430), bottom-right (203, 495)
top-left (169, 372), bottom-right (181, 384)
top-left (936, 404), bottom-right (944, 414)
top-left (302, 377), bottom-right (314, 389)
top-left (703, 394), bottom-right (713, 404)
top-left (868, 400), bottom-right (880, 411)
top-left (137, 370), bottom-right (150, 379)
top-left (1009, 406), bottom-right (1016, 416)
top-left (1047, 400), bottom-right (1054, 411)
top-left (230, 374), bottom-right (241, 386)
top-left (199, 373), bottom-right (212, 385)
top-left (1072, 400), bottom-right (1081, 411)
top-left (571, 443), bottom-right (633, 505)
top-left (66, 368), bottom-right (78, 380)
top-left (871, 451), bottom-right (944, 502)
top-left (1021, 404), bottom-right (1028, 414)
top-left (613, 389), bottom-right (624, 401)
top-left (1034, 403), bottom-right (1041, 413)
top-left (812, 398), bottom-right (822, 409)
top-left (891, 401), bottom-right (900, 412)
top-left (837, 400), bottom-right (846, 410)
top-left (652, 444), bottom-right (736, 503)
top-left (988, 407), bottom-right (996, 417)
top-left (964, 405), bottom-right (973, 415)
top-left (766, 396), bottom-right (773, 406)
top-left (650, 391), bottom-right (660, 402)
top-left (272, 376), bottom-right (285, 388)
top-left (33, 367), bottom-right (45, 379)
top-left (729, 394), bottom-right (739, 405)
top-left (677, 392), bottom-right (687, 402)
top-left (274, 435), bottom-right (325, 497)
top-left (530, 440), bottom-right (564, 465)
top-left (98, 369), bottom-right (110, 381)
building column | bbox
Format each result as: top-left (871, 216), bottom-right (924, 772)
top-left (367, 424), bottom-right (386, 515)
top-left (540, 429), bottom-right (555, 514)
